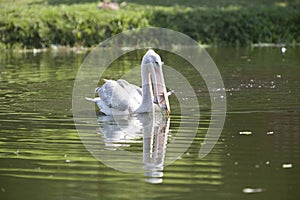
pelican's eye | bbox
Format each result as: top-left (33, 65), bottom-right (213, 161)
top-left (154, 61), bottom-right (159, 65)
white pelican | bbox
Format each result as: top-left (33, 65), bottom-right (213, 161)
top-left (86, 49), bottom-right (170, 115)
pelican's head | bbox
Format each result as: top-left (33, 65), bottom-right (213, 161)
top-left (142, 49), bottom-right (170, 115)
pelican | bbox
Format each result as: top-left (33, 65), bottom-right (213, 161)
top-left (86, 49), bottom-right (170, 115)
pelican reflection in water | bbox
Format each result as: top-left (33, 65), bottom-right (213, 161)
top-left (98, 113), bottom-right (170, 183)
top-left (86, 49), bottom-right (170, 116)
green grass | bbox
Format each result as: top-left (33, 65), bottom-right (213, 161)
top-left (0, 0), bottom-right (299, 48)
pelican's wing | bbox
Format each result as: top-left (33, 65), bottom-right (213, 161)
top-left (117, 79), bottom-right (142, 96)
top-left (116, 79), bottom-right (142, 111)
top-left (87, 79), bottom-right (143, 115)
top-left (97, 80), bottom-right (129, 111)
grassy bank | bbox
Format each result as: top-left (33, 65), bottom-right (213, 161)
top-left (0, 0), bottom-right (299, 48)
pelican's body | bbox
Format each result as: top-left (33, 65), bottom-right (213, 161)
top-left (86, 50), bottom-right (170, 115)
top-left (87, 79), bottom-right (143, 115)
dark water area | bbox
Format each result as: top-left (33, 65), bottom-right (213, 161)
top-left (0, 47), bottom-right (299, 199)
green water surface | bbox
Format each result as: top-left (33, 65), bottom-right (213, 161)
top-left (0, 47), bottom-right (299, 200)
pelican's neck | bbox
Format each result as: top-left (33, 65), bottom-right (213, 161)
top-left (136, 64), bottom-right (154, 113)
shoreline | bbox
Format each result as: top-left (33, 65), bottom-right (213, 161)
top-left (1, 1), bottom-right (299, 49)
top-left (7, 42), bottom-right (300, 54)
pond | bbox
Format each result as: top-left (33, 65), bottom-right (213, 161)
top-left (0, 47), bottom-right (299, 199)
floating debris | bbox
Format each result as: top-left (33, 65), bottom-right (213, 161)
top-left (239, 131), bottom-right (252, 135)
top-left (266, 161), bottom-right (270, 165)
top-left (282, 163), bottom-right (293, 169)
top-left (276, 74), bottom-right (282, 78)
top-left (14, 149), bottom-right (20, 156)
top-left (65, 159), bottom-right (72, 163)
top-left (243, 187), bottom-right (263, 194)
top-left (281, 47), bottom-right (287, 54)
top-left (266, 131), bottom-right (274, 135)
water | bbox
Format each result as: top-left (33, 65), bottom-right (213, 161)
top-left (0, 47), bottom-right (299, 199)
